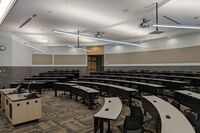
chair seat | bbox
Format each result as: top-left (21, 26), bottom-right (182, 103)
top-left (127, 129), bottom-right (143, 133)
top-left (118, 124), bottom-right (143, 133)
top-left (124, 116), bottom-right (143, 130)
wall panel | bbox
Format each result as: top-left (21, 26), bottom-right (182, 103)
top-left (54, 55), bottom-right (86, 65)
top-left (32, 54), bottom-right (53, 65)
top-left (105, 46), bottom-right (200, 65)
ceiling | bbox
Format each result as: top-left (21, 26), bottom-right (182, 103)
top-left (1, 0), bottom-right (200, 47)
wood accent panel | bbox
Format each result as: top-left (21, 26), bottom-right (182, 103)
top-left (32, 54), bottom-right (53, 65)
top-left (87, 46), bottom-right (104, 55)
top-left (105, 46), bottom-right (200, 64)
top-left (54, 55), bottom-right (86, 65)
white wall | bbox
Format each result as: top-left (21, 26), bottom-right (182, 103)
top-left (0, 31), bottom-right (12, 66)
top-left (46, 46), bottom-right (87, 55)
top-left (0, 31), bottom-right (32, 66)
top-left (105, 32), bottom-right (200, 54)
top-left (11, 35), bottom-right (32, 66)
top-left (1, 30), bottom-right (200, 66)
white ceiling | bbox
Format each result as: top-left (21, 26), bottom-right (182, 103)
top-left (1, 0), bottom-right (200, 47)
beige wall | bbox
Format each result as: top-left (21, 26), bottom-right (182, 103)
top-left (33, 46), bottom-right (200, 65)
top-left (32, 54), bottom-right (53, 65)
top-left (32, 54), bottom-right (86, 65)
top-left (54, 55), bottom-right (86, 65)
top-left (105, 46), bottom-right (200, 65)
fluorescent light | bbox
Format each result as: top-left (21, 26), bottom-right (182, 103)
top-left (24, 43), bottom-right (46, 53)
top-left (66, 45), bottom-right (90, 52)
top-left (153, 24), bottom-right (200, 30)
top-left (0, 0), bottom-right (17, 26)
top-left (52, 30), bottom-right (148, 48)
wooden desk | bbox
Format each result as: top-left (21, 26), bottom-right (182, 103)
top-left (97, 72), bottom-right (200, 87)
top-left (174, 90), bottom-right (200, 120)
top-left (175, 90), bottom-right (200, 100)
top-left (71, 81), bottom-right (137, 106)
top-left (24, 77), bottom-right (67, 82)
top-left (86, 74), bottom-right (189, 90)
top-left (53, 82), bottom-right (77, 97)
top-left (0, 88), bottom-right (17, 113)
top-left (53, 83), bottom-right (99, 109)
top-left (10, 81), bottom-right (46, 94)
top-left (79, 77), bottom-right (165, 95)
top-left (143, 96), bottom-right (195, 133)
top-left (94, 97), bottom-right (122, 133)
top-left (72, 85), bottom-right (99, 109)
top-left (134, 73), bottom-right (200, 87)
top-left (5, 93), bottom-right (41, 125)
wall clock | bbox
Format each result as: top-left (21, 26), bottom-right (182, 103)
top-left (0, 45), bottom-right (6, 51)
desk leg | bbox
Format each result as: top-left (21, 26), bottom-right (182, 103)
top-left (197, 113), bottom-right (200, 121)
top-left (75, 96), bottom-right (78, 101)
top-left (39, 88), bottom-right (42, 94)
top-left (55, 89), bottom-right (57, 97)
top-left (94, 117), bottom-right (98, 133)
top-left (139, 90), bottom-right (142, 96)
top-left (129, 93), bottom-right (132, 107)
top-left (144, 109), bottom-right (147, 116)
top-left (69, 92), bottom-right (72, 99)
top-left (107, 120), bottom-right (112, 133)
top-left (178, 103), bottom-right (180, 110)
top-left (82, 99), bottom-right (85, 104)
top-left (88, 95), bottom-right (93, 110)
top-left (100, 119), bottom-right (104, 133)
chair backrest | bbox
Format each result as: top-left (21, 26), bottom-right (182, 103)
top-left (171, 100), bottom-right (179, 109)
top-left (130, 106), bottom-right (143, 119)
top-left (196, 120), bottom-right (200, 133)
top-left (185, 112), bottom-right (197, 127)
top-left (161, 96), bottom-right (169, 102)
top-left (129, 106), bottom-right (144, 129)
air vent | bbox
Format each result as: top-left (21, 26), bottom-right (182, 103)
top-left (193, 17), bottom-right (199, 20)
top-left (163, 16), bottom-right (181, 24)
top-left (19, 14), bottom-right (37, 28)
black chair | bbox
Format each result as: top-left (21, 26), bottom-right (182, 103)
top-left (160, 96), bottom-right (169, 102)
top-left (118, 106), bottom-right (153, 133)
top-left (196, 120), bottom-right (200, 133)
top-left (171, 100), bottom-right (180, 109)
top-left (185, 112), bottom-right (197, 127)
top-left (123, 106), bottom-right (144, 133)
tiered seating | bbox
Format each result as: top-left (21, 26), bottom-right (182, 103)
top-left (10, 69), bottom-right (80, 94)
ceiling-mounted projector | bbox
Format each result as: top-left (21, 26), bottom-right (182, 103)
top-left (139, 18), bottom-right (151, 28)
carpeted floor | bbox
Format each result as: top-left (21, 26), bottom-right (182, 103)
top-left (0, 91), bottom-right (156, 133)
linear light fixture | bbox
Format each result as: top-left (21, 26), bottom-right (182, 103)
top-left (24, 43), bottom-right (46, 53)
top-left (52, 30), bottom-right (148, 48)
top-left (0, 0), bottom-right (17, 26)
top-left (66, 45), bottom-right (91, 52)
top-left (153, 24), bottom-right (200, 30)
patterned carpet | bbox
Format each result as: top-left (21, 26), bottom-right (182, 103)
top-left (0, 91), bottom-right (137, 133)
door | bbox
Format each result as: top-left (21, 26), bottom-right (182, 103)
top-left (87, 55), bottom-right (104, 74)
